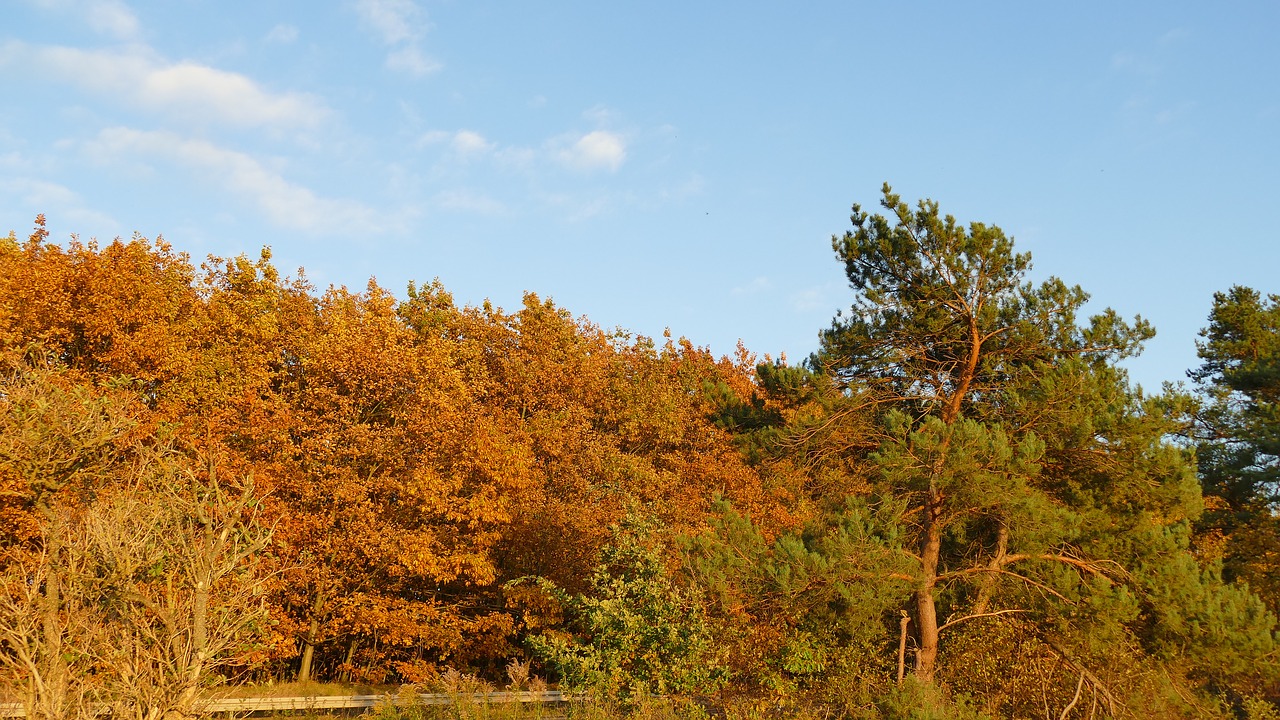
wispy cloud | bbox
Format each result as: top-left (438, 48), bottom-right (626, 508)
top-left (732, 276), bottom-right (772, 296)
top-left (419, 126), bottom-right (628, 174)
top-left (450, 130), bottom-right (494, 156)
top-left (24, 0), bottom-right (140, 40)
top-left (555, 131), bottom-right (627, 173)
top-left (355, 0), bottom-right (441, 77)
top-left (582, 105), bottom-right (620, 125)
top-left (544, 193), bottom-right (611, 223)
top-left (385, 46), bottom-right (441, 76)
top-left (658, 173), bottom-right (705, 202)
top-left (85, 128), bottom-right (382, 234)
top-left (0, 42), bottom-right (328, 130)
top-left (411, 120), bottom-right (646, 223)
top-left (417, 129), bottom-right (495, 158)
top-left (1110, 51), bottom-right (1161, 77)
top-left (790, 283), bottom-right (842, 313)
top-left (85, 0), bottom-right (139, 39)
top-left (264, 24), bottom-right (299, 44)
top-left (355, 0), bottom-right (424, 44)
top-left (1111, 29), bottom-right (1187, 78)
top-left (0, 175), bottom-right (120, 232)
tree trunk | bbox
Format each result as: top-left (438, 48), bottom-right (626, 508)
top-left (296, 589), bottom-right (326, 683)
top-left (38, 512), bottom-right (70, 720)
top-left (297, 614), bottom-right (320, 683)
top-left (338, 638), bottom-right (358, 683)
top-left (897, 612), bottom-right (912, 685)
top-left (177, 578), bottom-right (209, 713)
top-left (913, 509), bottom-right (942, 682)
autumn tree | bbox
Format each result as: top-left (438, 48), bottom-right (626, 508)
top-left (0, 218), bottom-right (794, 689)
top-left (405, 291), bottom-right (787, 597)
top-left (0, 220), bottom-right (201, 386)
top-left (271, 281), bottom-right (530, 683)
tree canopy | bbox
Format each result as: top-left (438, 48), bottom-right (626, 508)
top-left (2, 201), bottom-right (1277, 719)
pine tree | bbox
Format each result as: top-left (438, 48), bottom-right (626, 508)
top-left (695, 186), bottom-right (1278, 716)
top-left (1191, 286), bottom-right (1280, 615)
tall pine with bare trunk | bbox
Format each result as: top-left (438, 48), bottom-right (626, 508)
top-left (695, 185), bottom-right (1279, 716)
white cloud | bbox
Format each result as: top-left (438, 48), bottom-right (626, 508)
top-left (142, 61), bottom-right (325, 127)
top-left (556, 131), bottom-right (627, 173)
top-left (25, 0), bottom-right (139, 40)
top-left (85, 128), bottom-right (381, 234)
top-left (4, 176), bottom-right (78, 207)
top-left (415, 130), bottom-right (451, 147)
top-left (385, 46), bottom-right (441, 76)
top-left (450, 130), bottom-right (493, 156)
top-left (416, 129), bottom-right (494, 157)
top-left (355, 0), bottom-right (425, 44)
top-left (0, 175), bottom-right (120, 232)
top-left (582, 105), bottom-right (619, 125)
top-left (355, 0), bottom-right (440, 77)
top-left (1, 42), bottom-right (327, 130)
top-left (85, 0), bottom-right (139, 39)
top-left (265, 24), bottom-right (299, 44)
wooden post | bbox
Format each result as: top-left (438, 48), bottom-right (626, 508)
top-left (897, 610), bottom-right (912, 685)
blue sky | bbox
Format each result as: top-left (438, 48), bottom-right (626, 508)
top-left (2, 1), bottom-right (1277, 391)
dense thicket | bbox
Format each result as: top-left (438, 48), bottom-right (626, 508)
top-left (2, 200), bottom-right (1277, 719)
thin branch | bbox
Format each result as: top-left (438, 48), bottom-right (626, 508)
top-left (937, 608), bottom-right (1029, 633)
top-left (1058, 671), bottom-right (1085, 720)
top-left (935, 566), bottom-right (1072, 603)
top-left (1039, 637), bottom-right (1123, 718)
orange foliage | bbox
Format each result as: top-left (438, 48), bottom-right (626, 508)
top-left (0, 219), bottom-right (797, 682)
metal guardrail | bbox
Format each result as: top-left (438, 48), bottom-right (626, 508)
top-left (1, 690), bottom-right (566, 717)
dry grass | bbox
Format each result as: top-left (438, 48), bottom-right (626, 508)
top-left (216, 680), bottom-right (396, 698)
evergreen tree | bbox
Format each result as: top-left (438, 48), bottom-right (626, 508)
top-left (695, 186), bottom-right (1278, 716)
top-left (1191, 286), bottom-right (1280, 615)
top-left (815, 184), bottom-right (1172, 682)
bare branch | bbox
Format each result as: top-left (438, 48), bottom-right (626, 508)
top-left (937, 608), bottom-right (1029, 633)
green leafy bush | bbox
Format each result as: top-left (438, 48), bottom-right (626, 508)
top-left (521, 516), bottom-right (725, 705)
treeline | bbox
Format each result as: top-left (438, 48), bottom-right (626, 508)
top-left (1, 186), bottom-right (1277, 719)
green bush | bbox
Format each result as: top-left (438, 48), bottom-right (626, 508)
top-left (522, 516), bottom-right (726, 706)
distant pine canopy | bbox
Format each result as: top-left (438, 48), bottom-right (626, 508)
top-left (2, 194), bottom-right (1277, 720)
